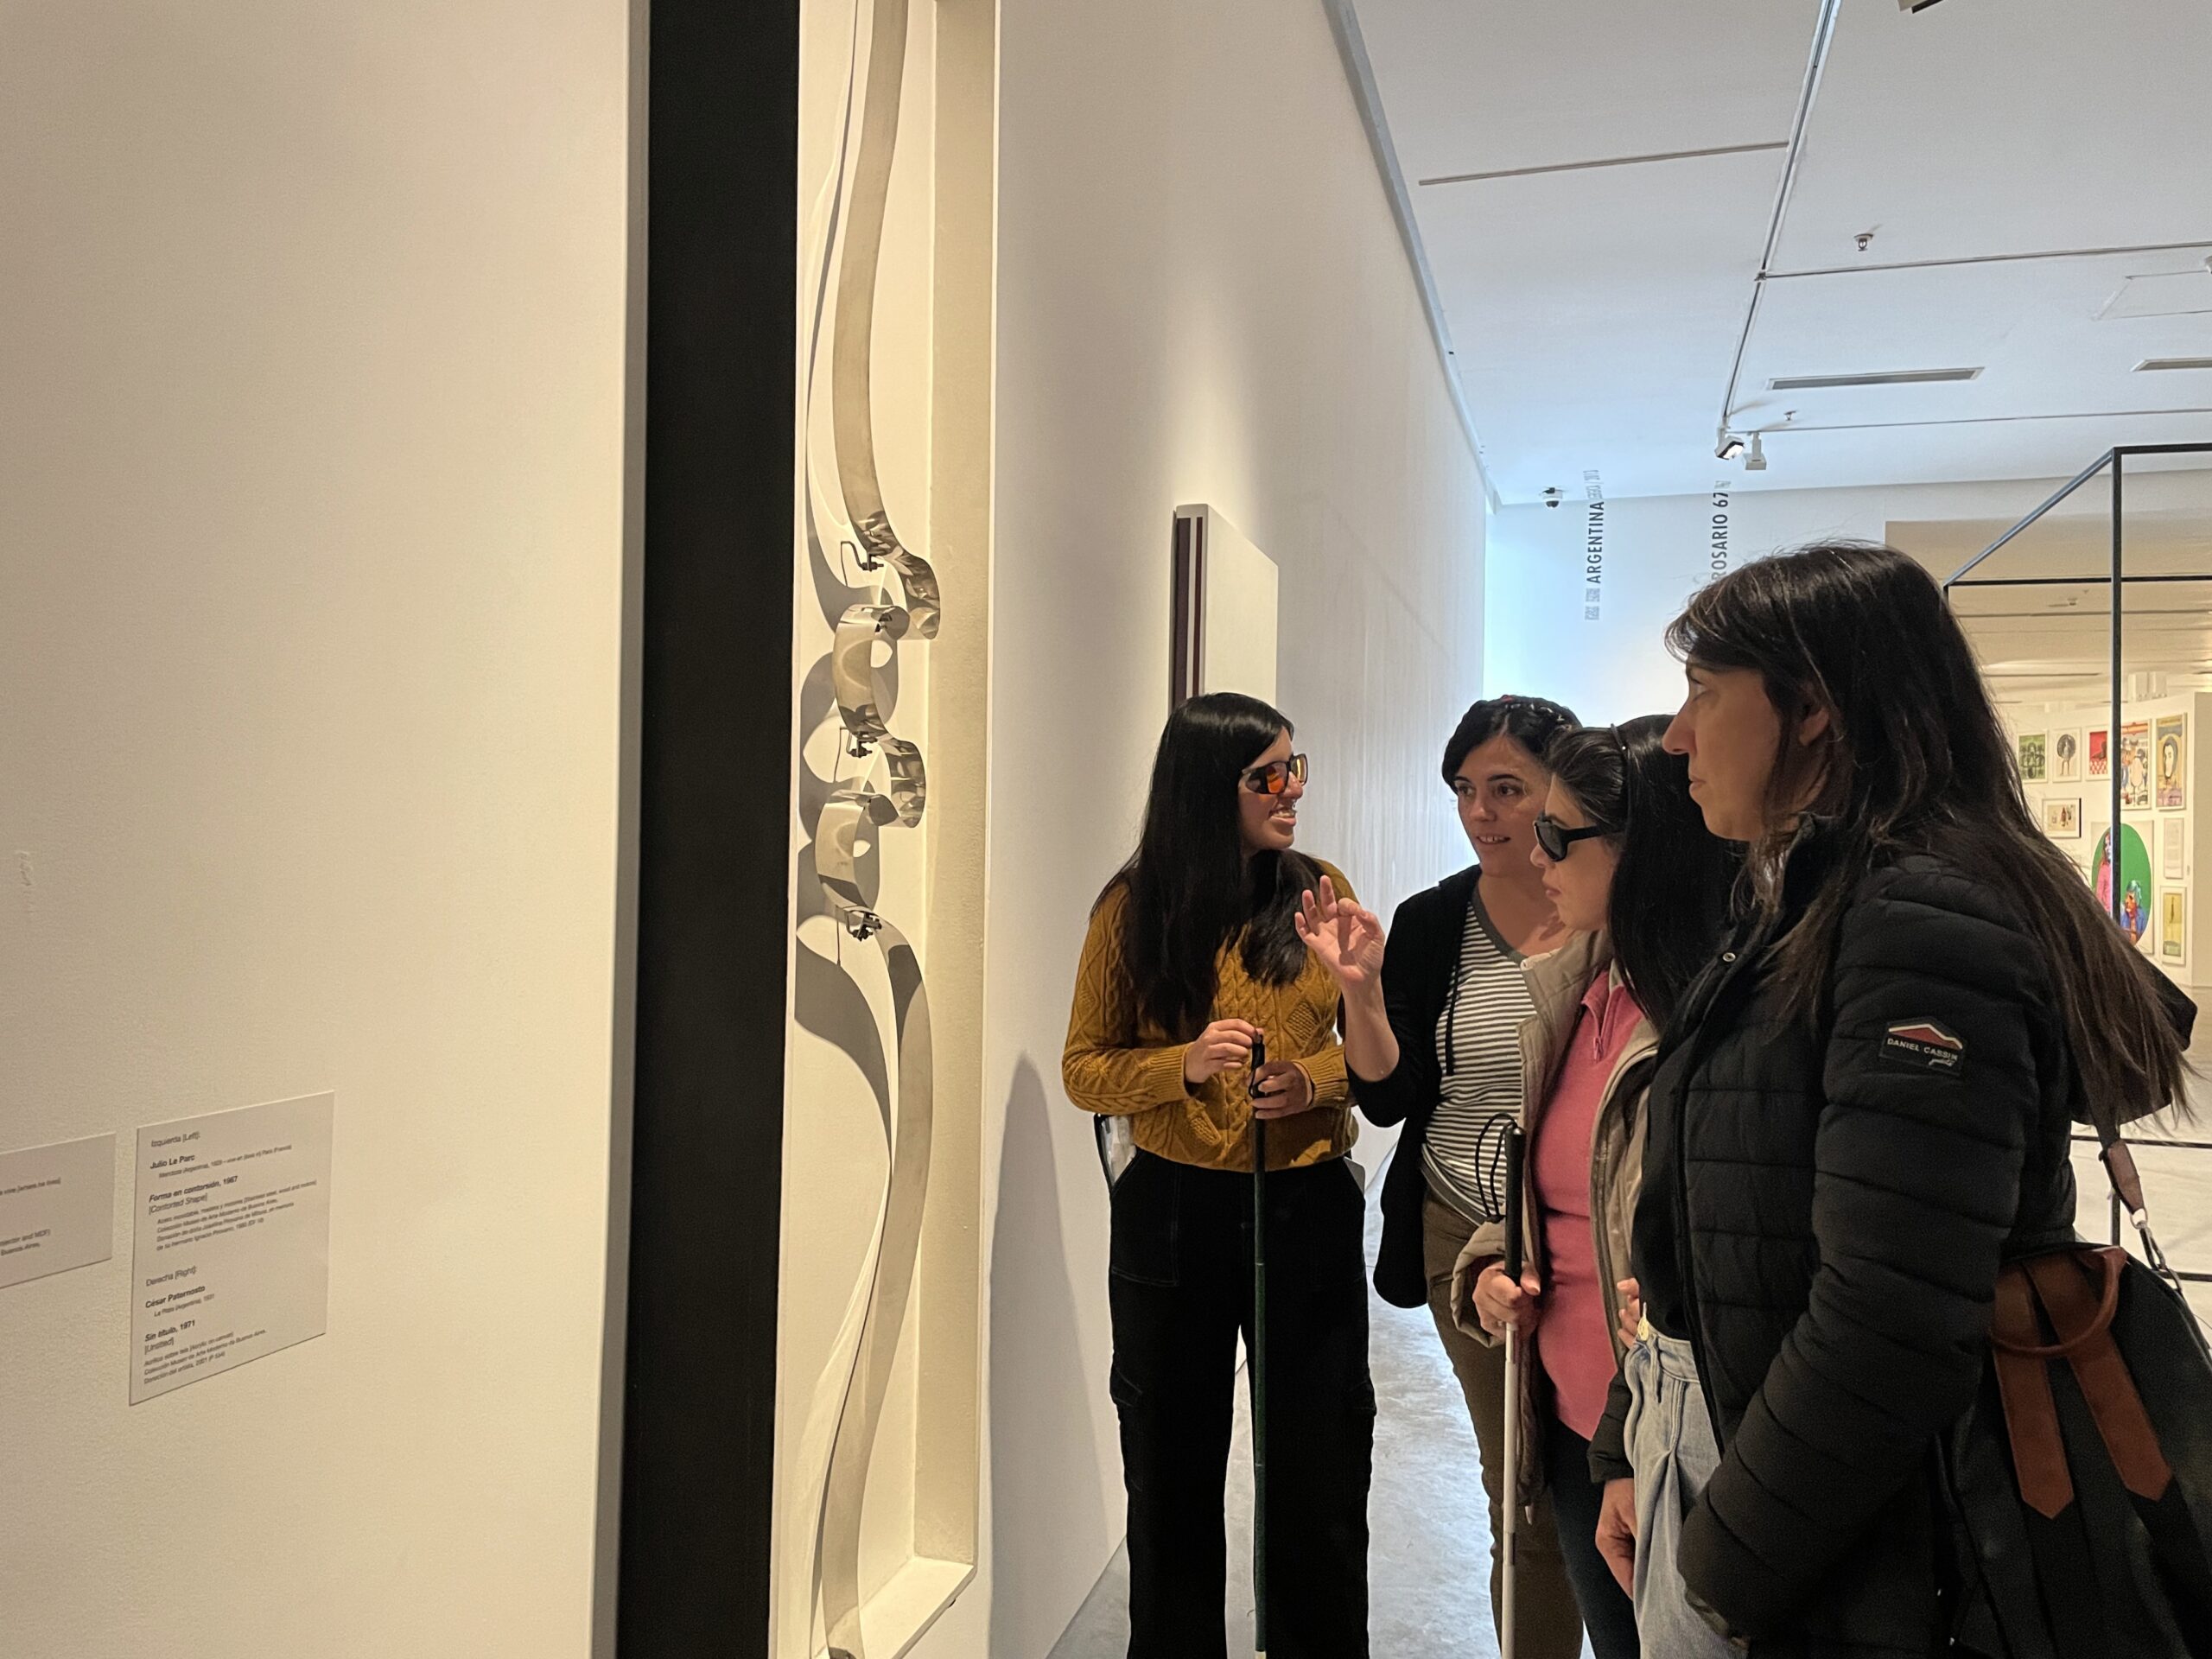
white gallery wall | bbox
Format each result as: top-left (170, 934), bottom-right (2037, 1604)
top-left (918, 1), bottom-right (1491, 1652)
top-left (0, 6), bottom-right (635, 1656)
top-left (1486, 483), bottom-right (1888, 721)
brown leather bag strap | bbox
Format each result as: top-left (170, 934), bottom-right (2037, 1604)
top-left (1994, 1247), bottom-right (2124, 1359)
top-left (1992, 1263), bottom-right (2074, 1519)
top-left (2102, 1140), bottom-right (2150, 1222)
top-left (2023, 1249), bottom-right (2174, 1505)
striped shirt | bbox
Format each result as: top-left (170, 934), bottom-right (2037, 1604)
top-left (1421, 885), bottom-right (1535, 1222)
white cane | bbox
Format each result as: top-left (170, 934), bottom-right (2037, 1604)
top-left (1499, 1125), bottom-right (1528, 1659)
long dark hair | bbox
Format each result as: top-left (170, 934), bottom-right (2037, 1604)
top-left (1103, 692), bottom-right (1317, 1042)
top-left (1441, 694), bottom-right (1580, 785)
top-left (1546, 716), bottom-right (1740, 1028)
top-left (1667, 541), bottom-right (2187, 1119)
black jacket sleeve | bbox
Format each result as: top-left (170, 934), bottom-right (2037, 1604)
top-left (1349, 886), bottom-right (1446, 1128)
top-left (1677, 865), bottom-right (2047, 1638)
top-left (1587, 1369), bottom-right (1633, 1485)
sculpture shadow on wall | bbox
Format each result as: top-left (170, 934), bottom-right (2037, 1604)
top-left (793, 844), bottom-right (892, 1125)
top-left (791, 634), bottom-right (926, 1659)
top-left (795, 652), bottom-right (891, 899)
top-left (794, 647), bottom-right (892, 1128)
top-left (988, 1058), bottom-right (1115, 1656)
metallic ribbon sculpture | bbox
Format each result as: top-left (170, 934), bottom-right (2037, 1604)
top-left (791, 0), bottom-right (939, 1653)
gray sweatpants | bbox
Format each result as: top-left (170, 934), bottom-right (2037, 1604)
top-left (1622, 1334), bottom-right (1739, 1658)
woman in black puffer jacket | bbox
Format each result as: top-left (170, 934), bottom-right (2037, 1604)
top-left (1590, 543), bottom-right (2194, 1656)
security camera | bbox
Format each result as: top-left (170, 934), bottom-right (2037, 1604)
top-left (1716, 435), bottom-right (1745, 461)
top-left (1541, 487), bottom-right (1562, 509)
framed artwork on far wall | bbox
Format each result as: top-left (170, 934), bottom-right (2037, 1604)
top-left (2018, 732), bottom-right (2048, 783)
top-left (2156, 714), bottom-right (2187, 810)
top-left (2089, 728), bottom-right (2111, 779)
top-left (2092, 825), bottom-right (2154, 951)
top-left (2042, 798), bottom-right (2083, 840)
top-left (2165, 816), bottom-right (2188, 881)
top-left (2053, 730), bottom-right (2083, 783)
top-left (2120, 722), bottom-right (2153, 810)
top-left (2164, 889), bottom-right (2187, 964)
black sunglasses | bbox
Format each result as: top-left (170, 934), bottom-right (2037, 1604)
top-left (1533, 727), bottom-right (1630, 861)
top-left (1534, 814), bottom-right (1609, 861)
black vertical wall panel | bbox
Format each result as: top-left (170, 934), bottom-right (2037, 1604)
top-left (618, 3), bottom-right (799, 1653)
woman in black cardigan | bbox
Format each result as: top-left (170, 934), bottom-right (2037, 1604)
top-left (1346, 694), bottom-right (1588, 1659)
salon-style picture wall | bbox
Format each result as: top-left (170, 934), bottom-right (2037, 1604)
top-left (2010, 690), bottom-right (2206, 985)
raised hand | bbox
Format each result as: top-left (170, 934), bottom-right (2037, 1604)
top-left (1294, 874), bottom-right (1386, 1000)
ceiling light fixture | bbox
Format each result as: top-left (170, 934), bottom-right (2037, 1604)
top-left (1716, 433), bottom-right (1745, 461)
top-left (2096, 265), bottom-right (2212, 320)
top-left (1769, 367), bottom-right (1983, 391)
top-left (2136, 357), bottom-right (2212, 372)
top-left (1900, 0), bottom-right (1946, 11)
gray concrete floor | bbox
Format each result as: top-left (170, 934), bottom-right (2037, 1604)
top-left (1047, 1173), bottom-right (1510, 1659)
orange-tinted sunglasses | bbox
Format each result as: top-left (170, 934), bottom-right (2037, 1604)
top-left (1242, 754), bottom-right (1309, 796)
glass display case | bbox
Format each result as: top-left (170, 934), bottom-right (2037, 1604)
top-left (1940, 443), bottom-right (2212, 1307)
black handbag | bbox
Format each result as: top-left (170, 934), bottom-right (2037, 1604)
top-left (1940, 1107), bottom-right (2212, 1659)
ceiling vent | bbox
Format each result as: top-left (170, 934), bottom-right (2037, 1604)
top-left (1766, 367), bottom-right (1983, 391)
top-left (2136, 356), bottom-right (2212, 372)
top-left (2098, 265), bottom-right (2212, 320)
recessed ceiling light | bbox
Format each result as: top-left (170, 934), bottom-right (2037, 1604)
top-left (1767, 368), bottom-right (1983, 391)
top-left (2136, 357), bottom-right (2212, 372)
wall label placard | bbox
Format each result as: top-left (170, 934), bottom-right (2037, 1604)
top-left (130, 1093), bottom-right (334, 1404)
top-left (0, 1133), bottom-right (116, 1293)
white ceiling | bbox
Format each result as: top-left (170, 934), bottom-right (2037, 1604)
top-left (1897, 480), bottom-right (2212, 703)
top-left (1352, 0), bottom-right (2212, 504)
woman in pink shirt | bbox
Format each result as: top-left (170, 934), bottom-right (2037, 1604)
top-left (1467, 716), bottom-right (1737, 1657)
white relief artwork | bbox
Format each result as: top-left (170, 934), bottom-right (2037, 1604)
top-left (785, 0), bottom-right (944, 1653)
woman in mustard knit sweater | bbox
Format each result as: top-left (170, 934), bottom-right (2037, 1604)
top-left (1065, 691), bottom-right (1371, 1659)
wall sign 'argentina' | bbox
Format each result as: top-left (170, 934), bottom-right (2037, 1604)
top-left (1582, 470), bottom-right (1605, 621)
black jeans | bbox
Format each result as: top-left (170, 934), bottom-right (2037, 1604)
top-left (1544, 1414), bottom-right (1640, 1659)
top-left (1108, 1150), bottom-right (1374, 1659)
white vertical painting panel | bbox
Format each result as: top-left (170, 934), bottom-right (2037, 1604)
top-left (1191, 505), bottom-right (1280, 704)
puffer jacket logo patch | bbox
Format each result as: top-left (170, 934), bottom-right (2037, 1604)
top-left (1884, 1020), bottom-right (1965, 1072)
